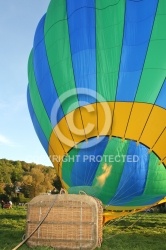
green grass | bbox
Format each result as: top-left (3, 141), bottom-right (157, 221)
top-left (0, 207), bottom-right (166, 250)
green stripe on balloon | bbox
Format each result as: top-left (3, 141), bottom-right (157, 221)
top-left (135, 0), bottom-right (166, 103)
top-left (92, 137), bottom-right (129, 204)
top-left (28, 51), bottom-right (52, 141)
top-left (143, 153), bottom-right (166, 196)
top-left (62, 147), bottom-right (80, 187)
top-left (44, 0), bottom-right (79, 115)
top-left (96, 0), bottom-right (125, 101)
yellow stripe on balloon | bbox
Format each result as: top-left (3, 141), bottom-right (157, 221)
top-left (49, 102), bottom-right (166, 173)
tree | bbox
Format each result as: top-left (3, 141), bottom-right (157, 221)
top-left (52, 175), bottom-right (62, 192)
top-left (11, 161), bottom-right (23, 183)
top-left (0, 159), bottom-right (56, 199)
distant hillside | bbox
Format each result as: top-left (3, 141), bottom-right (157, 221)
top-left (0, 159), bottom-right (61, 203)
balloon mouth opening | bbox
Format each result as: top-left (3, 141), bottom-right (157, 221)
top-left (68, 186), bottom-right (100, 197)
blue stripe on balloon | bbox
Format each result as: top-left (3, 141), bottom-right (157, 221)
top-left (109, 141), bottom-right (149, 206)
top-left (141, 196), bottom-right (164, 206)
top-left (33, 15), bottom-right (64, 127)
top-left (66, 0), bottom-right (96, 105)
top-left (155, 79), bottom-right (166, 109)
top-left (71, 136), bottom-right (109, 186)
top-left (116, 0), bottom-right (158, 101)
top-left (141, 194), bottom-right (165, 206)
top-left (27, 87), bottom-right (48, 153)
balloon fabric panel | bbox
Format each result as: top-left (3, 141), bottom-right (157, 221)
top-left (96, 0), bottom-right (125, 102)
top-left (67, 0), bottom-right (96, 105)
top-left (28, 51), bottom-right (52, 140)
top-left (116, 0), bottom-right (158, 102)
top-left (33, 15), bottom-right (64, 127)
top-left (27, 88), bottom-right (48, 152)
top-left (44, 0), bottom-right (79, 115)
top-left (108, 141), bottom-right (149, 206)
top-left (27, 0), bottom-right (166, 209)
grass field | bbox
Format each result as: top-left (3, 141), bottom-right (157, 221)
top-left (0, 206), bottom-right (166, 250)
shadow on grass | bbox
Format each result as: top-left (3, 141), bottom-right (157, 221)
top-left (0, 213), bottom-right (26, 220)
top-left (106, 219), bottom-right (166, 228)
top-left (101, 232), bottom-right (166, 250)
top-left (105, 213), bottom-right (166, 228)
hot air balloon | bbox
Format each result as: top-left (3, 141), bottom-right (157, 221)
top-left (27, 0), bottom-right (166, 220)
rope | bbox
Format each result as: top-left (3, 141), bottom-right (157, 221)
top-left (11, 193), bottom-right (60, 250)
top-left (79, 190), bottom-right (87, 195)
top-left (104, 202), bottom-right (160, 240)
top-left (104, 212), bottom-right (146, 240)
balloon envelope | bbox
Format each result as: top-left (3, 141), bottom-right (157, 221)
top-left (28, 0), bottom-right (166, 210)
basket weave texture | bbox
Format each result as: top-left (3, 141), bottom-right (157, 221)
top-left (26, 194), bottom-right (103, 249)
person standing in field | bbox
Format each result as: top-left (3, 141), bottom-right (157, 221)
top-left (9, 200), bottom-right (12, 209)
top-left (1, 200), bottom-right (5, 209)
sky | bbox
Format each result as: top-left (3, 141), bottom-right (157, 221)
top-left (0, 0), bottom-right (52, 166)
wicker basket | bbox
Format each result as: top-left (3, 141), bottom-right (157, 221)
top-left (26, 193), bottom-right (103, 249)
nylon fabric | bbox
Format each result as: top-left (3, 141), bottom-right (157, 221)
top-left (66, 0), bottom-right (96, 105)
top-left (27, 0), bottom-right (166, 209)
top-left (143, 153), bottom-right (166, 195)
top-left (156, 79), bottom-right (166, 109)
top-left (109, 141), bottom-right (149, 206)
top-left (61, 137), bottom-right (166, 207)
top-left (71, 136), bottom-right (109, 186)
top-left (49, 102), bottom-right (166, 167)
top-left (28, 51), bottom-right (52, 140)
top-left (140, 196), bottom-right (165, 206)
top-left (27, 88), bottom-right (48, 152)
top-left (135, 0), bottom-right (166, 103)
top-left (62, 147), bottom-right (80, 187)
top-left (33, 15), bottom-right (64, 126)
top-left (123, 195), bottom-right (164, 207)
top-left (44, 0), bottom-right (79, 115)
top-left (116, 0), bottom-right (158, 101)
top-left (92, 137), bottom-right (129, 204)
top-left (96, 0), bottom-right (125, 101)
top-left (125, 153), bottom-right (166, 206)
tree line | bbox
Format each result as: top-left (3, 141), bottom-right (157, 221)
top-left (0, 159), bottom-right (62, 204)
